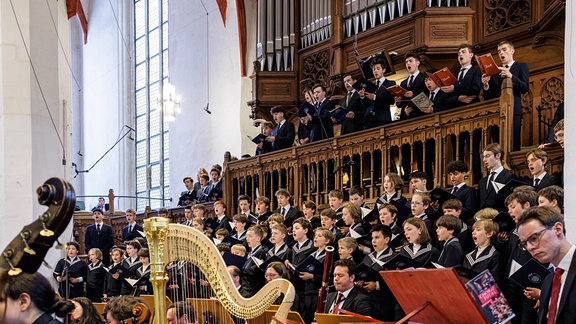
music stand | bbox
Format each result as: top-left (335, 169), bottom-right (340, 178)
top-left (314, 313), bottom-right (383, 324)
top-left (380, 268), bottom-right (486, 323)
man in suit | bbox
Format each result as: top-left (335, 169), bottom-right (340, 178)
top-left (526, 149), bottom-right (559, 190)
top-left (323, 259), bottom-right (372, 317)
top-left (181, 205), bottom-right (193, 226)
top-left (208, 166), bottom-right (223, 201)
top-left (482, 41), bottom-right (530, 151)
top-left (213, 200), bottom-right (233, 233)
top-left (363, 56), bottom-right (396, 128)
top-left (478, 143), bottom-right (516, 211)
top-left (267, 105), bottom-right (295, 151)
top-left (340, 74), bottom-right (365, 135)
top-left (397, 52), bottom-right (428, 120)
top-left (177, 176), bottom-right (196, 206)
top-left (302, 84), bottom-right (334, 142)
top-left (273, 188), bottom-right (301, 229)
top-left (84, 209), bottom-right (115, 265)
top-left (122, 208), bottom-right (143, 241)
top-left (517, 206), bottom-right (576, 324)
top-left (195, 174), bottom-right (212, 203)
top-left (442, 44), bottom-right (483, 107)
top-left (446, 160), bottom-right (477, 223)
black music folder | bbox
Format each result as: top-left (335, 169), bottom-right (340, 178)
top-left (222, 252), bottom-right (247, 268)
top-left (294, 255), bottom-right (323, 275)
top-left (494, 212), bottom-right (516, 234)
top-left (510, 258), bottom-right (552, 289)
top-left (352, 78), bottom-right (378, 93)
top-left (384, 253), bottom-right (425, 270)
top-left (356, 263), bottom-right (382, 282)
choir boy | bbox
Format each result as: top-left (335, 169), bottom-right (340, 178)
top-left (435, 215), bottom-right (464, 267)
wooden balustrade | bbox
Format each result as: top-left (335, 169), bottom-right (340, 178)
top-left (224, 78), bottom-right (564, 213)
top-left (73, 203), bottom-right (215, 254)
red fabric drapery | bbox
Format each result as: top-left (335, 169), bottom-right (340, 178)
top-left (66, 0), bottom-right (88, 44)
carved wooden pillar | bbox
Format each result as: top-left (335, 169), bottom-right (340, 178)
top-left (108, 189), bottom-right (115, 214)
top-left (500, 78), bottom-right (514, 163)
top-left (223, 152), bottom-right (233, 215)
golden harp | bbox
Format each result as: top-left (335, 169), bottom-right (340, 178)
top-left (144, 217), bottom-right (295, 324)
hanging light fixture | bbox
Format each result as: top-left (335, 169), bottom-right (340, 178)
top-left (158, 81), bottom-right (181, 122)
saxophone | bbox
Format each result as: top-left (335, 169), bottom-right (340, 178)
top-left (144, 217), bottom-right (295, 324)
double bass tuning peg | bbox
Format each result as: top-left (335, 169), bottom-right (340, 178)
top-left (2, 250), bottom-right (22, 276)
top-left (19, 231), bottom-right (36, 255)
top-left (39, 212), bottom-right (55, 237)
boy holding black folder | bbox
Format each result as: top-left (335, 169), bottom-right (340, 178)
top-left (357, 224), bottom-right (397, 321)
top-left (241, 225), bottom-right (269, 297)
top-left (301, 228), bottom-right (334, 324)
top-left (285, 218), bottom-right (314, 315)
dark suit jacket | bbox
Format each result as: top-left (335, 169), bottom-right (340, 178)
top-left (307, 99), bottom-right (334, 142)
top-left (533, 173), bottom-right (560, 191)
top-left (538, 255), bottom-right (576, 324)
top-left (241, 245), bottom-right (269, 296)
top-left (122, 223), bottom-right (144, 241)
top-left (363, 78), bottom-right (396, 128)
top-left (178, 190), bottom-right (196, 206)
top-left (478, 169), bottom-right (516, 211)
top-left (274, 206), bottom-right (301, 227)
top-left (340, 91), bottom-right (365, 135)
top-left (438, 237), bottom-right (464, 267)
top-left (272, 120), bottom-right (296, 150)
top-left (462, 245), bottom-right (501, 282)
top-left (324, 287), bottom-right (372, 317)
top-left (450, 65), bottom-right (483, 105)
top-left (33, 313), bottom-right (62, 324)
top-left (428, 89), bottom-right (450, 112)
top-left (485, 62), bottom-right (530, 115)
top-left (398, 72), bottom-right (428, 119)
top-left (84, 223), bottom-right (115, 264)
top-left (452, 184), bottom-right (478, 223)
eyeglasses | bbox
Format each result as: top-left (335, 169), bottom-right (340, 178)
top-left (519, 226), bottom-right (552, 250)
top-left (554, 132), bottom-right (564, 140)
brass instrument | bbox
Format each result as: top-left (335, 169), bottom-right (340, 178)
top-left (144, 217), bottom-right (295, 324)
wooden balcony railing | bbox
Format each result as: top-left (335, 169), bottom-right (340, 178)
top-left (224, 78), bottom-right (562, 213)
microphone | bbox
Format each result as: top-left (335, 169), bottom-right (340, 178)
top-left (204, 104), bottom-right (212, 114)
top-left (125, 125), bottom-right (136, 132)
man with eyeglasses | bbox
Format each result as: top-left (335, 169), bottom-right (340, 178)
top-left (517, 206), bottom-right (576, 324)
top-left (501, 190), bottom-right (540, 324)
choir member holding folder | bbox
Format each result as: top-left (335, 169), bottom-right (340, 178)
top-left (356, 225), bottom-right (398, 321)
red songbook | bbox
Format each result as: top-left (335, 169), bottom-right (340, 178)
top-left (387, 85), bottom-right (408, 97)
top-left (475, 53), bottom-right (500, 77)
top-left (426, 68), bottom-right (458, 87)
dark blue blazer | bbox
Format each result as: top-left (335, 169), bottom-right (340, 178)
top-left (307, 99), bottom-right (334, 142)
top-left (452, 184), bottom-right (477, 222)
top-left (122, 223), bottom-right (144, 241)
top-left (398, 72), bottom-right (428, 119)
top-left (363, 78), bottom-right (396, 128)
top-left (272, 120), bottom-right (296, 150)
top-left (477, 169), bottom-right (516, 211)
top-left (451, 65), bottom-right (483, 104)
top-left (84, 223), bottom-right (115, 263)
top-left (533, 173), bottom-right (560, 191)
top-left (340, 91), bottom-right (365, 135)
top-left (485, 62), bottom-right (529, 115)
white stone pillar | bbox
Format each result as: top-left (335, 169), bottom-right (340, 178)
top-left (0, 0), bottom-right (72, 277)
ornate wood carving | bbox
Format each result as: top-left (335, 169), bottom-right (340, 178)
top-left (484, 0), bottom-right (531, 35)
top-left (301, 49), bottom-right (330, 88)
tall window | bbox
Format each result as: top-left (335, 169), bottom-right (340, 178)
top-left (134, 0), bottom-right (170, 210)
